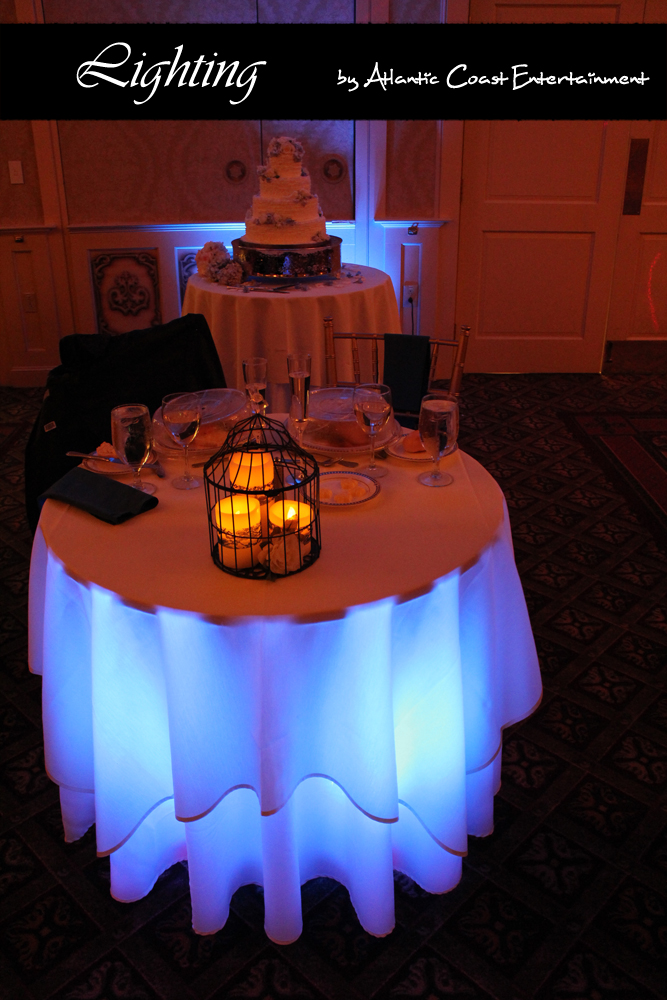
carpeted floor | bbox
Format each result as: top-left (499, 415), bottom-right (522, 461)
top-left (0, 373), bottom-right (666, 1000)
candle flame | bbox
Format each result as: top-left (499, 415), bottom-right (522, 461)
top-left (286, 505), bottom-right (297, 519)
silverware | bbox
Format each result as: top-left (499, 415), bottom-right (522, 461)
top-left (316, 457), bottom-right (359, 468)
top-left (66, 452), bottom-right (166, 478)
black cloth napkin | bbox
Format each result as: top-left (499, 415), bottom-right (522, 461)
top-left (382, 334), bottom-right (431, 414)
top-left (38, 467), bottom-right (158, 525)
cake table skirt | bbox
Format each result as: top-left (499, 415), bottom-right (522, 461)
top-left (29, 512), bottom-right (540, 944)
top-left (181, 266), bottom-right (402, 389)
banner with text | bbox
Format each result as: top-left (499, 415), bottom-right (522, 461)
top-left (1, 23), bottom-right (664, 120)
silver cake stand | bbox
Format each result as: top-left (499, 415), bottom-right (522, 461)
top-left (232, 236), bottom-right (342, 280)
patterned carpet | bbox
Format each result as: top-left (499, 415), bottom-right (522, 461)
top-left (0, 373), bottom-right (666, 1000)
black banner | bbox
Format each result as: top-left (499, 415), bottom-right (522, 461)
top-left (1, 23), bottom-right (664, 120)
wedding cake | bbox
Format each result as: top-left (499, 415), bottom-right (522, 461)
top-left (244, 137), bottom-right (327, 246)
top-left (233, 136), bottom-right (341, 278)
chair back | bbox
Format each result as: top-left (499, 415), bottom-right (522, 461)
top-left (323, 318), bottom-right (471, 401)
top-left (25, 313), bottom-right (226, 533)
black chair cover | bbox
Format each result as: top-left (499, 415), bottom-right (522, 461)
top-left (25, 313), bottom-right (225, 533)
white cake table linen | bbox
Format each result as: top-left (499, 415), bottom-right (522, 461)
top-left (29, 449), bottom-right (541, 944)
top-left (181, 265), bottom-right (402, 388)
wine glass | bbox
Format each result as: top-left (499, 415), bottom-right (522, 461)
top-left (242, 357), bottom-right (268, 414)
top-left (417, 392), bottom-right (459, 487)
top-left (162, 392), bottom-right (201, 490)
top-left (110, 404), bottom-right (156, 495)
top-left (353, 383), bottom-right (392, 479)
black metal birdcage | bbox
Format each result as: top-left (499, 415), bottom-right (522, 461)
top-left (203, 413), bottom-right (320, 578)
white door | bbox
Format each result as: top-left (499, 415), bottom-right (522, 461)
top-left (456, 0), bottom-right (650, 373)
top-left (605, 129), bottom-right (667, 342)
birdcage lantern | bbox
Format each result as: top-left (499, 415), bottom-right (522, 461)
top-left (204, 413), bottom-right (320, 578)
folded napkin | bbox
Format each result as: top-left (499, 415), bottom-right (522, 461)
top-left (38, 467), bottom-right (158, 525)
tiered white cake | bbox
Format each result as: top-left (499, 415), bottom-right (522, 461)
top-left (244, 137), bottom-right (327, 246)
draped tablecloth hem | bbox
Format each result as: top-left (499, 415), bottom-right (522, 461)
top-left (397, 800), bottom-right (467, 856)
top-left (97, 795), bottom-right (175, 857)
top-left (177, 774), bottom-right (401, 825)
top-left (45, 767), bottom-right (94, 797)
top-left (464, 690), bottom-right (544, 775)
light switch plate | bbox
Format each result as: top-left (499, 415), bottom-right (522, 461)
top-left (8, 160), bottom-right (24, 184)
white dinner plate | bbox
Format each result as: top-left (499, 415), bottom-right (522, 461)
top-left (386, 430), bottom-right (432, 463)
top-left (319, 471), bottom-right (381, 506)
top-left (301, 422), bottom-right (402, 457)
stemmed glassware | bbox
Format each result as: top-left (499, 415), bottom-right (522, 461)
top-left (242, 357), bottom-right (268, 414)
top-left (162, 392), bottom-right (202, 490)
top-left (110, 404), bottom-right (156, 495)
top-left (287, 352), bottom-right (311, 448)
top-left (417, 391), bottom-right (459, 487)
top-left (353, 383), bottom-right (392, 479)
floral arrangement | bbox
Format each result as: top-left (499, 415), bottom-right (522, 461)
top-left (195, 241), bottom-right (244, 285)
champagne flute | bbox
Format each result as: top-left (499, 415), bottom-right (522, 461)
top-left (417, 392), bottom-right (459, 487)
top-left (162, 392), bottom-right (201, 490)
top-left (242, 356), bottom-right (268, 414)
top-left (110, 404), bottom-right (156, 495)
top-left (353, 383), bottom-right (392, 479)
top-left (287, 353), bottom-right (311, 419)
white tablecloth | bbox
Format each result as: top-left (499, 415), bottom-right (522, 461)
top-left (29, 448), bottom-right (541, 944)
top-left (182, 265), bottom-right (401, 389)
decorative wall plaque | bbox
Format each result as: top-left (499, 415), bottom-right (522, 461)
top-left (322, 156), bottom-right (346, 184)
top-left (225, 160), bottom-right (247, 183)
top-left (90, 249), bottom-right (161, 335)
top-left (177, 248), bottom-right (199, 308)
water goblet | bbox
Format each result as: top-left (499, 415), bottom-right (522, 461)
top-left (110, 404), bottom-right (156, 494)
top-left (242, 356), bottom-right (268, 414)
top-left (162, 392), bottom-right (201, 490)
top-left (353, 383), bottom-right (392, 479)
top-left (417, 392), bottom-right (459, 487)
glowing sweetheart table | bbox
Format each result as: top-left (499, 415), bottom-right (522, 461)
top-left (28, 445), bottom-right (541, 945)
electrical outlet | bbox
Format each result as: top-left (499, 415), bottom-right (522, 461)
top-left (403, 282), bottom-right (418, 306)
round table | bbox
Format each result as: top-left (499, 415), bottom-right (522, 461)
top-left (181, 265), bottom-right (402, 390)
top-left (29, 447), bottom-right (541, 944)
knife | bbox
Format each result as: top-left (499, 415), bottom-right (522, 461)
top-left (66, 452), bottom-right (166, 478)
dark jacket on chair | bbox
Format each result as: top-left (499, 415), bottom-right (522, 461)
top-left (25, 313), bottom-right (225, 533)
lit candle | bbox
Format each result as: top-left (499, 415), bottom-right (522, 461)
top-left (268, 500), bottom-right (312, 531)
top-left (214, 496), bottom-right (261, 568)
top-left (264, 499), bottom-right (312, 574)
top-left (228, 451), bottom-right (274, 490)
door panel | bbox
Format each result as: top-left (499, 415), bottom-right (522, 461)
top-left (0, 234), bottom-right (62, 385)
top-left (471, 0), bottom-right (644, 22)
top-left (456, 120), bottom-right (629, 371)
top-left (479, 232), bottom-right (594, 340)
top-left (606, 122), bottom-right (667, 340)
top-left (58, 121), bottom-right (261, 224)
top-left (458, 0), bottom-right (647, 372)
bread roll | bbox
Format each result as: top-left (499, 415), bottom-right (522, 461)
top-left (403, 430), bottom-right (426, 453)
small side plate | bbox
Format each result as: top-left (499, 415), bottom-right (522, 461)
top-left (82, 458), bottom-right (133, 476)
top-left (319, 471), bottom-right (380, 506)
top-left (386, 430), bottom-right (431, 463)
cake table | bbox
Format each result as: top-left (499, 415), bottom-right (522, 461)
top-left (181, 264), bottom-right (401, 390)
